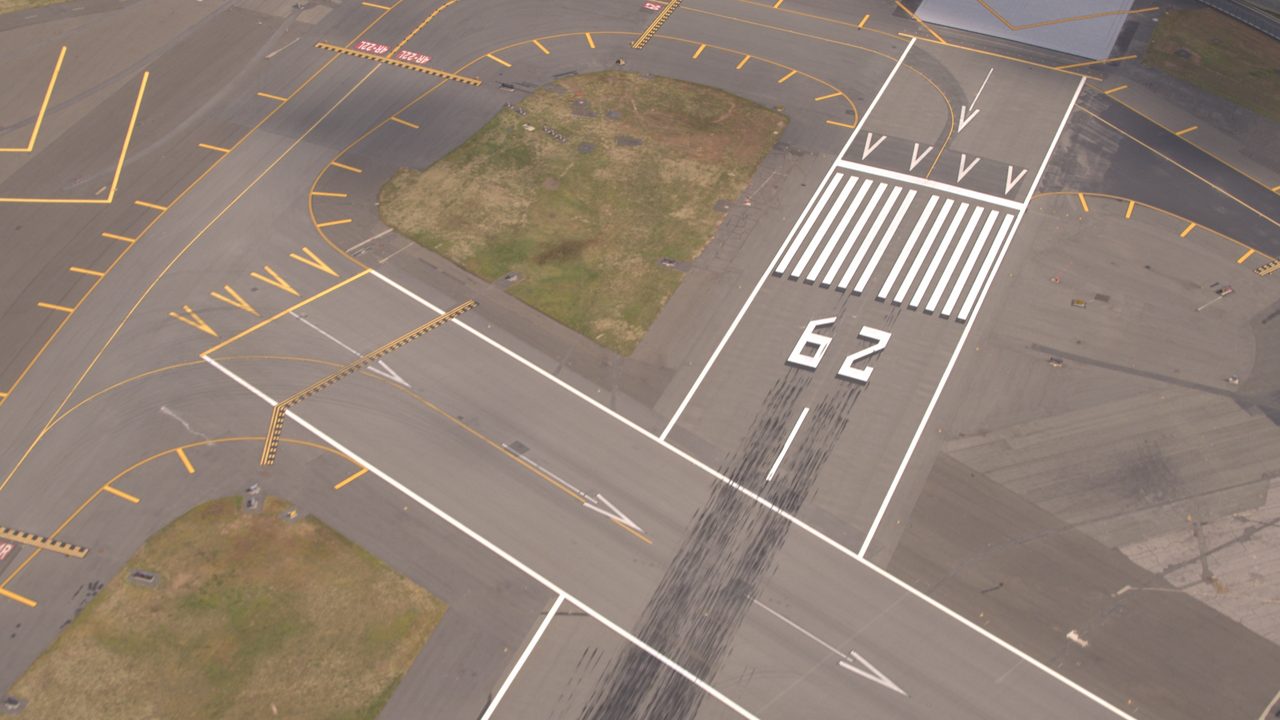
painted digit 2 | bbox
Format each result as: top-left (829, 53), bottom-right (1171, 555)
top-left (786, 318), bottom-right (890, 383)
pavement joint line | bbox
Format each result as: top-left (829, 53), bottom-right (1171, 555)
top-left (0, 45), bottom-right (64, 153)
top-left (201, 354), bottom-right (763, 720)
top-left (661, 38), bottom-right (917, 442)
top-left (102, 484), bottom-right (140, 504)
top-left (480, 594), bottom-right (566, 720)
top-left (908, 35), bottom-right (1101, 80)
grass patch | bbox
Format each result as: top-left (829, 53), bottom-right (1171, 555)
top-left (380, 71), bottom-right (787, 355)
top-left (0, 0), bottom-right (69, 14)
top-left (9, 497), bottom-right (445, 720)
top-left (1142, 7), bottom-right (1280, 123)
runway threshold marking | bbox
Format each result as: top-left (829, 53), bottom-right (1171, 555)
top-left (479, 594), bottom-right (566, 720)
top-left (102, 484), bottom-right (140, 504)
top-left (333, 468), bottom-right (367, 490)
top-left (0, 46), bottom-right (64, 153)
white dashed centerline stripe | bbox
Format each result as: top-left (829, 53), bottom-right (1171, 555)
top-left (766, 406), bottom-right (809, 482)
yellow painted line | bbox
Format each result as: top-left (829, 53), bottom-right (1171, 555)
top-left (204, 270), bottom-right (371, 355)
top-left (1077, 193), bottom-right (1089, 212)
top-left (1272, 184), bottom-right (1280, 192)
top-left (333, 468), bottom-right (368, 490)
top-left (314, 41), bottom-right (482, 86)
top-left (316, 218), bottom-right (352, 229)
top-left (533, 39), bottom-right (550, 54)
top-left (102, 485), bottom-right (140, 504)
top-left (134, 200), bottom-right (168, 211)
top-left (176, 447), bottom-right (195, 474)
top-left (773, 0), bottom-right (784, 7)
top-left (0, 46), bottom-right (65, 154)
top-left (777, 69), bottom-right (796, 83)
top-left (1104, 84), bottom-right (1128, 95)
top-left (736, 54), bottom-right (751, 70)
top-left (390, 116), bottom-right (420, 129)
top-left (486, 52), bottom-right (512, 67)
top-left (586, 32), bottom-right (596, 48)
top-left (0, 391), bottom-right (7, 399)
top-left (1056, 54), bottom-right (1137, 70)
top-left (169, 305), bottom-right (218, 337)
top-left (290, 246), bottom-right (339, 277)
top-left (331, 161), bottom-right (362, 173)
top-left (37, 302), bottom-right (74, 313)
top-left (391, 0), bottom-right (462, 54)
top-left (101, 232), bottom-right (136, 244)
top-left (211, 285), bottom-right (259, 317)
top-left (1180, 221), bottom-right (1196, 238)
top-left (826, 119), bottom-right (856, 129)
top-left (257, 91), bottom-right (288, 102)
top-left (692, 43), bottom-right (706, 59)
top-left (815, 91), bottom-right (842, 101)
top-left (634, 0), bottom-right (682, 49)
top-left (1175, 125), bottom-right (1198, 137)
top-left (0, 587), bottom-right (36, 608)
top-left (614, 518), bottom-right (654, 545)
top-left (198, 143), bottom-right (230, 153)
top-left (1238, 248), bottom-right (1256, 264)
top-left (69, 266), bottom-right (104, 277)
top-left (1125, 200), bottom-right (1134, 219)
top-left (250, 265), bottom-right (299, 296)
top-left (975, 0), bottom-right (1159, 30)
top-left (362, 1), bottom-right (391, 8)
top-left (895, 0), bottom-right (944, 43)
top-left (858, 14), bottom-right (869, 29)
top-left (311, 190), bottom-right (347, 198)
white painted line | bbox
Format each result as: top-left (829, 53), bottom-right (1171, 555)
top-left (837, 185), bottom-right (902, 290)
top-left (790, 175), bottom-right (856, 278)
top-left (909, 202), bottom-right (969, 309)
top-left (941, 211), bottom-right (998, 318)
top-left (348, 227), bottom-right (393, 252)
top-left (859, 75), bottom-right (1088, 558)
top-left (766, 406), bottom-right (809, 482)
top-left (201, 353), bottom-right (762, 720)
top-left (820, 182), bottom-right (886, 287)
top-left (892, 197), bottom-right (952, 304)
top-left (852, 188), bottom-right (917, 294)
top-left (777, 173), bottom-right (843, 275)
top-left (924, 206), bottom-right (985, 314)
top-left (753, 599), bottom-right (905, 696)
top-left (1256, 687), bottom-right (1280, 720)
top-left (805, 178), bottom-right (872, 283)
top-left (957, 213), bottom-right (1013, 322)
top-left (661, 38), bottom-right (917, 442)
top-left (876, 194), bottom-right (936, 299)
top-left (363, 263), bottom-right (1134, 720)
top-left (265, 37), bottom-right (300, 59)
top-left (291, 311), bottom-right (408, 387)
top-left (480, 593), bottom-right (565, 720)
top-left (833, 159), bottom-right (1023, 210)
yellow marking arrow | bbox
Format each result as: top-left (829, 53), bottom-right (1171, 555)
top-left (169, 305), bottom-right (217, 337)
top-left (290, 246), bottom-right (339, 277)
top-left (250, 265), bottom-right (299, 296)
top-left (210, 285), bottom-right (259, 316)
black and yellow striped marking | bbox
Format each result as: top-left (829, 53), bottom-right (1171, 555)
top-left (314, 42), bottom-right (481, 86)
top-left (633, 0), bottom-right (682, 49)
top-left (1257, 258), bottom-right (1280, 277)
top-left (0, 525), bottom-right (88, 558)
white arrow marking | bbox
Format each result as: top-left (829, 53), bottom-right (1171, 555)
top-left (366, 360), bottom-right (408, 387)
top-left (957, 153), bottom-right (981, 182)
top-left (862, 132), bottom-right (886, 160)
top-left (909, 142), bottom-right (933, 171)
top-left (1004, 165), bottom-right (1028, 195)
top-left (957, 67), bottom-right (994, 134)
top-left (753, 599), bottom-right (907, 696)
top-left (585, 494), bottom-right (645, 535)
top-left (292, 312), bottom-right (410, 387)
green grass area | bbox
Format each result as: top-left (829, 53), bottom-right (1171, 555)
top-left (0, 0), bottom-right (69, 15)
top-left (380, 71), bottom-right (787, 355)
top-left (1143, 7), bottom-right (1280, 123)
top-left (9, 497), bottom-right (445, 720)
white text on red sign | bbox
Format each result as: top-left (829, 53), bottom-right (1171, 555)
top-left (357, 41), bottom-right (390, 55)
top-left (396, 50), bottom-right (430, 65)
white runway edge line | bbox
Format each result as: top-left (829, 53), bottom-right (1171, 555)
top-left (857, 75), bottom-right (1088, 559)
top-left (480, 593), bottom-right (565, 720)
top-left (368, 268), bottom-right (1137, 720)
top-left (658, 37), bottom-right (918, 442)
top-left (200, 355), bottom-right (762, 720)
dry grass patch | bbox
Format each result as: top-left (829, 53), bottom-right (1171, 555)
top-left (9, 497), bottom-right (444, 720)
top-left (380, 71), bottom-right (786, 355)
top-left (0, 0), bottom-right (68, 14)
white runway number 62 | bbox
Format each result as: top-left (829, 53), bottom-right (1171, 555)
top-left (786, 317), bottom-right (890, 383)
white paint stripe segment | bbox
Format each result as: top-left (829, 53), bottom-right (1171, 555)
top-left (941, 210), bottom-right (998, 318)
top-left (893, 197), bottom-right (952, 304)
top-left (660, 37), bottom-right (917, 441)
top-left (337, 260), bottom-right (1131, 719)
top-left (878, 194), bottom-right (938, 299)
top-left (791, 175), bottom-right (856, 278)
top-left (820, 182), bottom-right (886, 287)
top-left (860, 75), bottom-right (1088, 560)
top-left (480, 594), bottom-right (565, 720)
top-left (925, 206), bottom-right (985, 313)
top-left (201, 354), bottom-right (763, 720)
top-left (766, 406), bottom-right (809, 481)
top-left (780, 174), bottom-right (844, 276)
top-left (805, 178), bottom-right (873, 283)
top-left (853, 188), bottom-right (916, 294)
top-left (837, 185), bottom-right (902, 290)
top-left (909, 202), bottom-right (969, 309)
top-left (957, 212), bottom-right (1014, 322)
top-left (834, 159), bottom-right (1022, 210)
